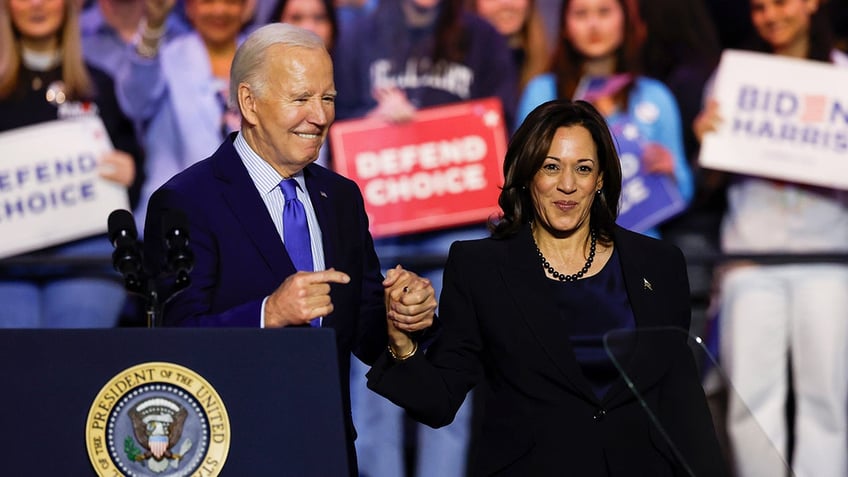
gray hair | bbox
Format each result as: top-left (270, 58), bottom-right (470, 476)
top-left (229, 23), bottom-right (327, 108)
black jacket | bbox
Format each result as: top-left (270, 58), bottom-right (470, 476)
top-left (368, 225), bottom-right (728, 476)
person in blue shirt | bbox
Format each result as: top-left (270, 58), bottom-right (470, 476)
top-left (115, 0), bottom-right (249, 234)
top-left (80, 0), bottom-right (189, 79)
top-left (516, 0), bottom-right (692, 239)
top-left (335, 0), bottom-right (376, 35)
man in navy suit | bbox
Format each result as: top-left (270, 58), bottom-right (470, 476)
top-left (142, 23), bottom-right (437, 475)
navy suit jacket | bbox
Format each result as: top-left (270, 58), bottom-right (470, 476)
top-left (143, 136), bottom-right (388, 469)
top-left (368, 225), bottom-right (728, 476)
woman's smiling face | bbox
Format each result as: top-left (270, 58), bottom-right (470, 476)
top-left (531, 125), bottom-right (603, 236)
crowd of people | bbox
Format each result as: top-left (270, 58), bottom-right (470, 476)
top-left (2, 0), bottom-right (848, 475)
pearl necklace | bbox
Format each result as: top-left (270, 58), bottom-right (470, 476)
top-left (535, 229), bottom-right (597, 282)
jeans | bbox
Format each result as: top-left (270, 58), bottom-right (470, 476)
top-left (0, 236), bottom-right (126, 328)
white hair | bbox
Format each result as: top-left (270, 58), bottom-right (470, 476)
top-left (229, 23), bottom-right (327, 108)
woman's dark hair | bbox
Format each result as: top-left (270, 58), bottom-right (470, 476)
top-left (433, 0), bottom-right (467, 63)
top-left (550, 0), bottom-right (645, 103)
top-left (270, 0), bottom-right (339, 50)
top-left (745, 0), bottom-right (833, 62)
top-left (490, 99), bottom-right (622, 242)
top-left (639, 0), bottom-right (721, 79)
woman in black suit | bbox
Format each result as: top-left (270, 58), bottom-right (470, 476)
top-left (371, 99), bottom-right (728, 476)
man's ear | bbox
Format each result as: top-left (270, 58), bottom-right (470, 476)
top-left (238, 83), bottom-right (258, 126)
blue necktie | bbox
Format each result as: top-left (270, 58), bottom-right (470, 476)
top-left (280, 179), bottom-right (314, 272)
top-left (280, 179), bottom-right (319, 327)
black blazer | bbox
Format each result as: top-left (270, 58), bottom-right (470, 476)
top-left (368, 225), bottom-right (728, 476)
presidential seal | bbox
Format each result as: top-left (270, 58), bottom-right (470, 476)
top-left (86, 362), bottom-right (230, 476)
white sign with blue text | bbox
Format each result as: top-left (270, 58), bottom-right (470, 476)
top-left (699, 49), bottom-right (848, 189)
top-left (0, 116), bottom-right (129, 259)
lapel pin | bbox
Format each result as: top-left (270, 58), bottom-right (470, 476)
top-left (320, 191), bottom-right (328, 198)
top-left (643, 278), bottom-right (653, 291)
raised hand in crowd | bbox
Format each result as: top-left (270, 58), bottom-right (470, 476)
top-left (144, 0), bottom-right (178, 29)
top-left (641, 142), bottom-right (675, 175)
top-left (692, 98), bottom-right (722, 143)
top-left (136, 0), bottom-right (178, 59)
top-left (367, 86), bottom-right (418, 123)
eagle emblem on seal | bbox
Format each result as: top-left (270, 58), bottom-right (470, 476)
top-left (126, 397), bottom-right (193, 473)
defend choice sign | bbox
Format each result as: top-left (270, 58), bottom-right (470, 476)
top-left (331, 98), bottom-right (507, 237)
top-left (699, 49), bottom-right (848, 189)
top-left (0, 116), bottom-right (130, 258)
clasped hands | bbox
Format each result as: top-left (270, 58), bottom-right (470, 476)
top-left (263, 265), bottom-right (437, 338)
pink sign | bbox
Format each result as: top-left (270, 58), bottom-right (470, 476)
top-left (331, 98), bottom-right (508, 238)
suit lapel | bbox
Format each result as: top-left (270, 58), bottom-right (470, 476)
top-left (500, 227), bottom-right (599, 402)
top-left (304, 166), bottom-right (338, 269)
top-left (212, 137), bottom-right (294, 283)
top-left (303, 167), bottom-right (354, 332)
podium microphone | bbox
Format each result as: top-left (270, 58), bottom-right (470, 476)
top-left (162, 209), bottom-right (194, 289)
top-left (107, 209), bottom-right (144, 293)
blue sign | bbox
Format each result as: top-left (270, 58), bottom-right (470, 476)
top-left (610, 120), bottom-right (685, 233)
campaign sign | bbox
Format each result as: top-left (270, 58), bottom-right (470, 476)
top-left (331, 98), bottom-right (507, 237)
top-left (0, 116), bottom-right (129, 258)
top-left (574, 73), bottom-right (634, 103)
top-left (573, 75), bottom-right (685, 232)
top-left (699, 49), bottom-right (848, 189)
top-left (612, 121), bottom-right (686, 232)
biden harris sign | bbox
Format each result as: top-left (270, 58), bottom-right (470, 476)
top-left (699, 49), bottom-right (848, 189)
top-left (0, 117), bottom-right (130, 258)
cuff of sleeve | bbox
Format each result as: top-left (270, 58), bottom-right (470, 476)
top-left (260, 296), bottom-right (268, 328)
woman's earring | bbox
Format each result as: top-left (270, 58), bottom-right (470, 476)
top-left (596, 189), bottom-right (602, 195)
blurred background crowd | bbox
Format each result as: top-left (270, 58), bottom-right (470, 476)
top-left (2, 0), bottom-right (848, 475)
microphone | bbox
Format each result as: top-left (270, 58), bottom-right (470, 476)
top-left (107, 209), bottom-right (144, 291)
top-left (161, 209), bottom-right (194, 287)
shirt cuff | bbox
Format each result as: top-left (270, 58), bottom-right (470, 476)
top-left (260, 296), bottom-right (268, 328)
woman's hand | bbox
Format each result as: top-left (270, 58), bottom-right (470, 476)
top-left (98, 150), bottom-right (136, 187)
top-left (368, 87), bottom-right (417, 123)
top-left (693, 99), bottom-right (722, 143)
top-left (642, 143), bottom-right (675, 175)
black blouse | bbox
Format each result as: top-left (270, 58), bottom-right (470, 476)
top-left (550, 248), bottom-right (636, 399)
